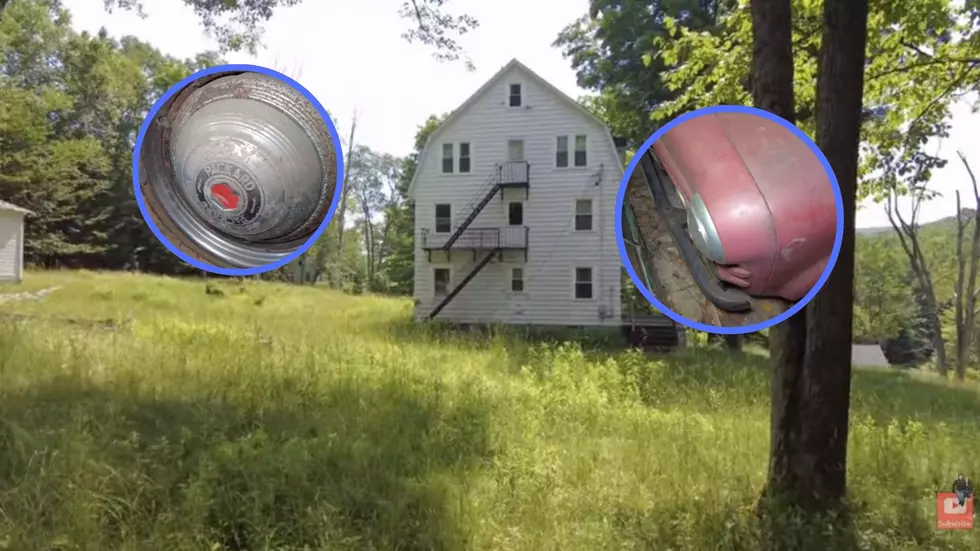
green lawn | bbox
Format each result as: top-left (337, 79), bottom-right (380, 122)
top-left (0, 271), bottom-right (977, 550)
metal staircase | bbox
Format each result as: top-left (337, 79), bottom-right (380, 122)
top-left (427, 249), bottom-right (500, 320)
top-left (442, 168), bottom-right (503, 250)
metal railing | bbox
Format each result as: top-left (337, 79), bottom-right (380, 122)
top-left (499, 160), bottom-right (529, 185)
top-left (421, 226), bottom-right (528, 250)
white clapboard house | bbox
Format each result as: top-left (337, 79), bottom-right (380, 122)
top-left (407, 59), bottom-right (632, 327)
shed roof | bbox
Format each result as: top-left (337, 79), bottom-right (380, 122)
top-left (852, 344), bottom-right (890, 367)
top-left (0, 199), bottom-right (33, 215)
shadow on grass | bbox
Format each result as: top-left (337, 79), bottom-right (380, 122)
top-left (0, 375), bottom-right (495, 550)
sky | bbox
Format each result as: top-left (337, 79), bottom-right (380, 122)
top-left (60, 0), bottom-right (980, 229)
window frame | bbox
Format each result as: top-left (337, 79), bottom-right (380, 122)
top-left (433, 267), bottom-right (452, 296)
top-left (574, 198), bottom-right (594, 232)
top-left (573, 267), bottom-right (594, 300)
top-left (556, 135), bottom-right (569, 168)
top-left (508, 82), bottom-right (523, 108)
top-left (441, 143), bottom-right (454, 174)
top-left (434, 203), bottom-right (452, 234)
top-left (507, 201), bottom-right (524, 226)
top-left (510, 267), bottom-right (525, 293)
top-left (574, 134), bottom-right (587, 167)
top-left (458, 142), bottom-right (471, 173)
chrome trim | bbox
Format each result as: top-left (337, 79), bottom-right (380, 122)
top-left (686, 193), bottom-right (726, 263)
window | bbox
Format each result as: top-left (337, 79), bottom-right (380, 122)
top-left (574, 267), bottom-right (593, 299)
top-left (459, 142), bottom-right (471, 173)
top-left (511, 268), bottom-right (524, 292)
top-left (574, 199), bottom-right (593, 231)
top-left (442, 143), bottom-right (454, 173)
top-left (434, 268), bottom-right (450, 295)
top-left (507, 139), bottom-right (524, 162)
top-left (509, 83), bottom-right (522, 107)
top-left (508, 202), bottom-right (523, 226)
top-left (435, 204), bottom-right (452, 233)
top-left (574, 135), bottom-right (587, 167)
top-left (556, 136), bottom-right (569, 168)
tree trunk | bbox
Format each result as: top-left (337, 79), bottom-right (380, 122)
top-left (793, 0), bottom-right (866, 507)
top-left (749, 0), bottom-right (808, 503)
top-left (724, 334), bottom-right (743, 351)
top-left (954, 151), bottom-right (980, 381)
top-left (754, 0), bottom-right (868, 510)
top-left (336, 114), bottom-right (358, 253)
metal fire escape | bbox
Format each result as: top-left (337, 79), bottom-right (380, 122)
top-left (422, 161), bottom-right (530, 320)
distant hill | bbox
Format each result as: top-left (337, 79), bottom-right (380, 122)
top-left (857, 208), bottom-right (975, 238)
top-left (857, 226), bottom-right (892, 236)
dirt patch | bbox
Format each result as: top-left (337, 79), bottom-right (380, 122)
top-left (0, 286), bottom-right (62, 306)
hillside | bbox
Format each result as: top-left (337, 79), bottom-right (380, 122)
top-left (0, 271), bottom-right (978, 550)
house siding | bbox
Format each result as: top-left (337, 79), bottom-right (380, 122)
top-left (412, 64), bottom-right (623, 326)
top-left (0, 211), bottom-right (24, 282)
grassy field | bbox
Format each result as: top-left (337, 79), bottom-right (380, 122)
top-left (0, 271), bottom-right (978, 550)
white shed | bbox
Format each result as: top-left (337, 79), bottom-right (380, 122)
top-left (0, 199), bottom-right (31, 283)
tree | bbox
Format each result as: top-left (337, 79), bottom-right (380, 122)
top-left (750, 0), bottom-right (868, 512)
top-left (553, 0), bottom-right (732, 147)
top-left (93, 0), bottom-right (478, 59)
top-left (884, 165), bottom-right (950, 374)
top-left (379, 113), bottom-right (446, 295)
top-left (346, 145), bottom-right (403, 290)
top-left (852, 235), bottom-right (915, 343)
top-left (0, 0), bottom-right (215, 271)
top-left (652, 0), bottom-right (977, 198)
top-left (953, 151), bottom-right (980, 380)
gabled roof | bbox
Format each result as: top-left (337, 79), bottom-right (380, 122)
top-left (407, 58), bottom-right (622, 198)
top-left (0, 199), bottom-right (32, 215)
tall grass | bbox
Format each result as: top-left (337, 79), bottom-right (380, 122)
top-left (0, 271), bottom-right (977, 550)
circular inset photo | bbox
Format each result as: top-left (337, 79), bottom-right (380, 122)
top-left (616, 105), bottom-right (843, 334)
top-left (133, 64), bottom-right (344, 276)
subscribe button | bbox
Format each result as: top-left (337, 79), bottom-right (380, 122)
top-left (937, 493), bottom-right (974, 530)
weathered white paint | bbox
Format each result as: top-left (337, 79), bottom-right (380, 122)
top-left (0, 200), bottom-right (29, 283)
top-left (409, 59), bottom-right (624, 326)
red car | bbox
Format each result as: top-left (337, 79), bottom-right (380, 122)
top-left (642, 112), bottom-right (837, 312)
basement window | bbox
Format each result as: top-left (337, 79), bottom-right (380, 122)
top-left (574, 267), bottom-right (593, 299)
top-left (511, 268), bottom-right (524, 292)
top-left (434, 268), bottom-right (450, 295)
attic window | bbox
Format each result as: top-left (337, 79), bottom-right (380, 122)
top-left (509, 83), bottom-right (522, 107)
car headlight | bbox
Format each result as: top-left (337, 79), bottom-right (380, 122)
top-left (686, 193), bottom-right (727, 264)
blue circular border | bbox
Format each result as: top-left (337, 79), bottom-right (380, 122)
top-left (615, 104), bottom-right (844, 335)
top-left (132, 63), bottom-right (345, 276)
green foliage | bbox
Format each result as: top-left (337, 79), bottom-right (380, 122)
top-left (101, 0), bottom-right (479, 60)
top-left (554, 0), bottom-right (732, 147)
top-left (380, 113), bottom-right (447, 295)
top-left (0, 271), bottom-right (978, 549)
top-left (651, 0), bottom-right (979, 200)
top-left (0, 0), bottom-right (222, 272)
top-left (853, 213), bottom-right (979, 368)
